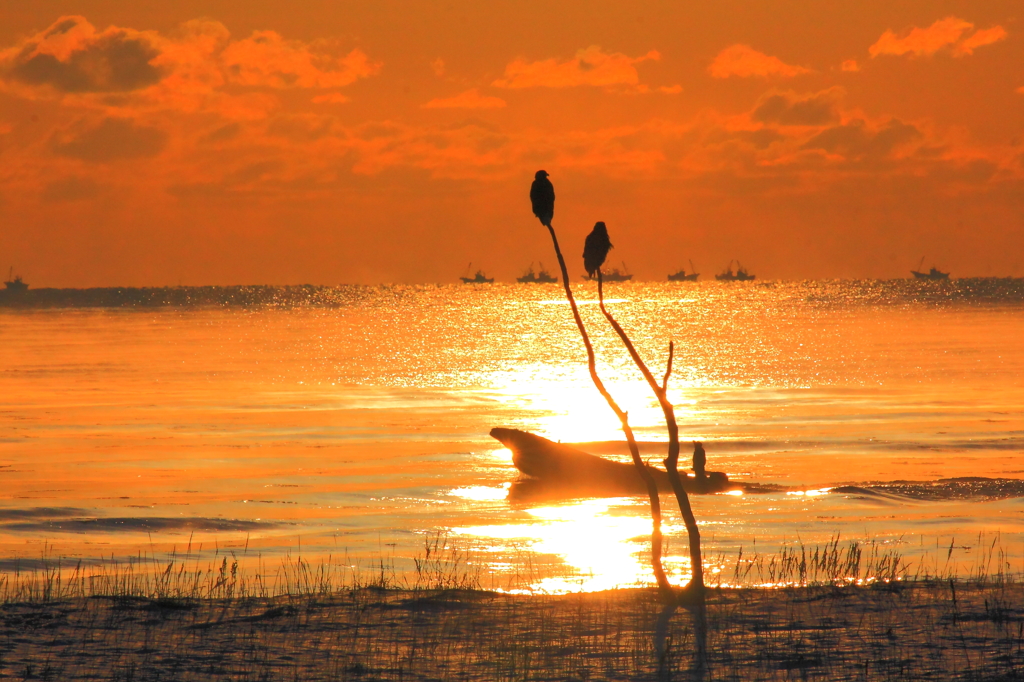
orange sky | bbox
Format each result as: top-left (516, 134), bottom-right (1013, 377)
top-left (1, 1), bottom-right (1022, 286)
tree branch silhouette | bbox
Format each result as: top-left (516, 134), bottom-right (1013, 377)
top-left (596, 272), bottom-right (708, 675)
top-left (542, 223), bottom-right (672, 596)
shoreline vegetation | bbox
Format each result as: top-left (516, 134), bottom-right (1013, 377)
top-left (3, 537), bottom-right (1023, 680)
top-left (2, 277), bottom-right (1024, 308)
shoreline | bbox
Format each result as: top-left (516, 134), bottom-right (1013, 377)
top-left (2, 580), bottom-right (1022, 680)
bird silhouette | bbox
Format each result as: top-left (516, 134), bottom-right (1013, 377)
top-left (530, 170), bottom-right (555, 227)
top-left (583, 221), bottom-right (613, 277)
top-left (692, 441), bottom-right (707, 478)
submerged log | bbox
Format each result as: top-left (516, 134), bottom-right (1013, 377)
top-left (490, 428), bottom-right (732, 496)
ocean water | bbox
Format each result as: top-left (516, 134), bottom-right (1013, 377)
top-left (1, 280), bottom-right (1023, 592)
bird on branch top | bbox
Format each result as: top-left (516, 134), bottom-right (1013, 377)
top-left (530, 170), bottom-right (555, 228)
top-left (583, 221), bottom-right (613, 277)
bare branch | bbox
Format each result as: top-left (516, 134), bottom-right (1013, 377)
top-left (544, 228), bottom-right (672, 596)
top-left (597, 283), bottom-right (703, 591)
top-left (662, 341), bottom-right (675, 392)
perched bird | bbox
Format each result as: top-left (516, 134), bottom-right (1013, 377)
top-left (530, 170), bottom-right (555, 227)
top-left (692, 441), bottom-right (707, 478)
top-left (583, 221), bottom-right (613, 277)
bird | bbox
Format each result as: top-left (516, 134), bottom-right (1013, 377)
top-left (583, 221), bottom-right (613, 277)
top-left (692, 441), bottom-right (707, 478)
top-left (530, 170), bottom-right (555, 227)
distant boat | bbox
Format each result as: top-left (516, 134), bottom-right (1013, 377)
top-left (4, 267), bottom-right (28, 293)
top-left (460, 263), bottom-right (493, 283)
top-left (460, 270), bottom-right (494, 284)
top-left (715, 260), bottom-right (755, 281)
top-left (583, 261), bottom-right (633, 282)
top-left (517, 263), bottom-right (557, 284)
top-left (911, 267), bottom-right (950, 280)
top-left (668, 259), bottom-right (700, 282)
top-left (911, 258), bottom-right (949, 280)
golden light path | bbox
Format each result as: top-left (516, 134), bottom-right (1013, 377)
top-left (485, 369), bottom-right (698, 444)
top-left (450, 485), bottom-right (697, 593)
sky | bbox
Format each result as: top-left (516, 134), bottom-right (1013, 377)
top-left (1, 1), bottom-right (1022, 286)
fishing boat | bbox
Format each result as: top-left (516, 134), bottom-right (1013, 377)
top-left (4, 267), bottom-right (28, 293)
top-left (459, 263), bottom-right (494, 284)
top-left (668, 259), bottom-right (700, 281)
top-left (910, 258), bottom-right (949, 280)
top-left (583, 262), bottom-right (633, 282)
top-left (715, 260), bottom-right (755, 281)
top-left (490, 427), bottom-right (733, 495)
top-left (517, 263), bottom-right (558, 283)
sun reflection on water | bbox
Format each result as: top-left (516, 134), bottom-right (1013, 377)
top-left (485, 369), bottom-right (677, 443)
top-left (455, 497), bottom-right (691, 593)
top-left (448, 484), bottom-right (510, 501)
top-left (786, 488), bottom-right (832, 497)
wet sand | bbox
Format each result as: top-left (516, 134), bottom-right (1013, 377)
top-left (3, 581), bottom-right (1023, 681)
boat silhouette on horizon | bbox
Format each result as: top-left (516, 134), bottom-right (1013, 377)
top-left (517, 263), bottom-right (557, 283)
top-left (582, 261), bottom-right (633, 282)
top-left (460, 263), bottom-right (494, 284)
top-left (715, 260), bottom-right (755, 281)
top-left (911, 257), bottom-right (949, 280)
top-left (4, 267), bottom-right (28, 293)
top-left (668, 259), bottom-right (700, 281)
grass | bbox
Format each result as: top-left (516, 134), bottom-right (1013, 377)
top-left (1, 535), bottom-right (1023, 680)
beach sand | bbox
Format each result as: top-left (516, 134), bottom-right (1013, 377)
top-left (2, 581), bottom-right (1022, 681)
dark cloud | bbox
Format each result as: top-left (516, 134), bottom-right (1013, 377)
top-left (41, 175), bottom-right (100, 202)
top-left (228, 159), bottom-right (285, 183)
top-left (44, 18), bottom-right (80, 37)
top-left (267, 114), bottom-right (337, 141)
top-left (705, 128), bottom-right (785, 150)
top-left (801, 119), bottom-right (921, 160)
top-left (10, 30), bottom-right (164, 93)
top-left (753, 89), bottom-right (843, 126)
top-left (51, 117), bottom-right (168, 162)
top-left (357, 122), bottom-right (402, 140)
top-left (201, 122), bottom-right (242, 144)
top-left (928, 159), bottom-right (998, 184)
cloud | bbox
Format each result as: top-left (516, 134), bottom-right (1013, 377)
top-left (801, 119), bottom-right (922, 161)
top-left (51, 116), bottom-right (167, 161)
top-left (753, 88), bottom-right (843, 126)
top-left (431, 58), bottom-right (445, 77)
top-left (492, 46), bottom-right (660, 90)
top-left (841, 59), bottom-right (860, 72)
top-left (0, 16), bottom-right (381, 117)
top-left (708, 45), bottom-right (810, 78)
top-left (200, 122), bottom-right (242, 143)
top-left (869, 17), bottom-right (1007, 58)
top-left (954, 26), bottom-right (1009, 56)
top-left (221, 31), bottom-right (380, 88)
top-left (422, 88), bottom-right (506, 109)
top-left (1, 16), bottom-right (163, 93)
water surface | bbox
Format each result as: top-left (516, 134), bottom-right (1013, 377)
top-left (1, 280), bottom-right (1023, 591)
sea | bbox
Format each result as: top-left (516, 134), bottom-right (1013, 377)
top-left (1, 279), bottom-right (1023, 593)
